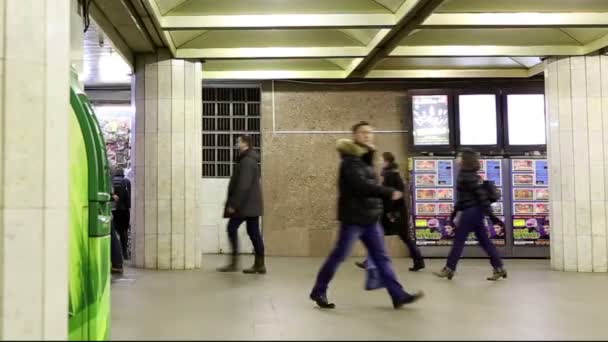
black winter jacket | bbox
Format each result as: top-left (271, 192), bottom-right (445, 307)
top-left (381, 165), bottom-right (407, 235)
top-left (336, 139), bottom-right (394, 225)
top-left (224, 149), bottom-right (263, 218)
top-left (454, 169), bottom-right (492, 214)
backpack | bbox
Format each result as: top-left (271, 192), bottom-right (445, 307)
top-left (482, 180), bottom-right (500, 203)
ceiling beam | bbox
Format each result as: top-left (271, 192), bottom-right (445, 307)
top-left (355, 0), bottom-right (445, 76)
top-left (176, 47), bottom-right (368, 59)
top-left (366, 68), bottom-right (530, 78)
top-left (89, 2), bottom-right (135, 68)
top-left (203, 70), bottom-right (347, 80)
top-left (390, 45), bottom-right (583, 57)
top-left (140, 0), bottom-right (178, 55)
top-left (421, 12), bottom-right (608, 28)
top-left (527, 61), bottom-right (546, 76)
top-left (162, 14), bottom-right (395, 30)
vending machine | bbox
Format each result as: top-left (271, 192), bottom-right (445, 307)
top-left (509, 157), bottom-right (550, 258)
top-left (410, 157), bottom-right (510, 257)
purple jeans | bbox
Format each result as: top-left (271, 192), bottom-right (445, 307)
top-left (446, 206), bottom-right (503, 271)
top-left (311, 222), bottom-right (410, 301)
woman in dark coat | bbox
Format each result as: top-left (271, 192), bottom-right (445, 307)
top-left (356, 152), bottom-right (425, 272)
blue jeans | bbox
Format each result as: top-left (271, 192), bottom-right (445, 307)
top-left (311, 223), bottom-right (410, 301)
top-left (446, 206), bottom-right (503, 271)
top-left (227, 217), bottom-right (265, 256)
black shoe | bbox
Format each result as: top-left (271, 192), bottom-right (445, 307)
top-left (243, 255), bottom-right (266, 274)
top-left (393, 291), bottom-right (425, 309)
top-left (433, 267), bottom-right (455, 280)
top-left (409, 259), bottom-right (425, 272)
top-left (487, 267), bottom-right (507, 281)
top-left (111, 267), bottom-right (124, 275)
top-left (310, 293), bottom-right (335, 309)
top-left (355, 261), bottom-right (366, 269)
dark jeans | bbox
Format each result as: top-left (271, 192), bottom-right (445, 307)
top-left (311, 223), bottom-right (410, 301)
top-left (227, 217), bottom-right (265, 256)
top-left (110, 219), bottom-right (123, 269)
top-left (446, 206), bottom-right (503, 271)
top-left (363, 222), bottom-right (423, 267)
top-left (113, 209), bottom-right (130, 258)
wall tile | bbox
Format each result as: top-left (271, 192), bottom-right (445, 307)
top-left (144, 199), bottom-right (157, 235)
top-left (144, 134), bottom-right (158, 167)
top-left (157, 199), bottom-right (172, 235)
top-left (144, 62), bottom-right (158, 101)
top-left (43, 208), bottom-right (68, 339)
top-left (157, 234), bottom-right (172, 269)
top-left (563, 235), bottom-right (578, 271)
top-left (171, 234), bottom-right (185, 269)
top-left (577, 236), bottom-right (593, 272)
top-left (171, 199), bottom-right (185, 234)
top-left (171, 166), bottom-right (186, 200)
top-left (575, 202), bottom-right (591, 236)
top-left (2, 209), bottom-right (44, 339)
top-left (157, 132), bottom-right (172, 167)
top-left (592, 236), bottom-right (607, 272)
top-left (157, 99), bottom-right (172, 132)
top-left (157, 66), bottom-right (172, 99)
top-left (591, 201), bottom-right (606, 236)
top-left (589, 165), bottom-right (605, 201)
top-left (144, 166), bottom-right (158, 200)
top-left (144, 234), bottom-right (158, 269)
top-left (4, 0), bottom-right (45, 63)
top-left (157, 166), bottom-right (172, 200)
top-left (171, 99), bottom-right (185, 132)
top-left (551, 235), bottom-right (564, 271)
top-left (144, 99), bottom-right (158, 132)
top-left (550, 200), bottom-right (563, 246)
top-left (171, 132), bottom-right (185, 167)
top-left (135, 133), bottom-right (146, 167)
top-left (561, 200), bottom-right (576, 236)
top-left (171, 65), bottom-right (185, 99)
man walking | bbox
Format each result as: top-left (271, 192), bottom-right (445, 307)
top-left (309, 121), bottom-right (424, 309)
top-left (217, 135), bottom-right (266, 274)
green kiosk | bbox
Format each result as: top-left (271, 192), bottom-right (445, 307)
top-left (68, 68), bottom-right (112, 340)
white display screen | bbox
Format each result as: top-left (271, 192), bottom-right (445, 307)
top-left (412, 95), bottom-right (450, 146)
top-left (458, 94), bottom-right (497, 145)
top-left (507, 94), bottom-right (546, 145)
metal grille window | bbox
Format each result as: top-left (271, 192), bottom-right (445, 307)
top-left (202, 86), bottom-right (261, 177)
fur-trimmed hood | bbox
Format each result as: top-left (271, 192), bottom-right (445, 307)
top-left (336, 139), bottom-right (371, 157)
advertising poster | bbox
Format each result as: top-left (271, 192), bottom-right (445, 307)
top-left (95, 105), bottom-right (134, 171)
top-left (412, 158), bottom-right (457, 246)
top-left (480, 159), bottom-right (505, 246)
top-left (412, 95), bottom-right (450, 146)
top-left (485, 216), bottom-right (506, 246)
top-left (511, 159), bottom-right (550, 246)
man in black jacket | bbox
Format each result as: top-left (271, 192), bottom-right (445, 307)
top-left (112, 168), bottom-right (131, 260)
top-left (217, 135), bottom-right (266, 274)
top-left (309, 121), bottom-right (424, 309)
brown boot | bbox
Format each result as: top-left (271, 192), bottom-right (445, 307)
top-left (433, 266), bottom-right (455, 280)
top-left (487, 267), bottom-right (507, 281)
top-left (243, 255), bottom-right (266, 274)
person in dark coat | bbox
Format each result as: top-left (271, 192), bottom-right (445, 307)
top-left (309, 121), bottom-right (424, 310)
top-left (355, 152), bottom-right (425, 272)
top-left (217, 135), bottom-right (266, 274)
top-left (434, 148), bottom-right (507, 281)
top-left (111, 168), bottom-right (131, 259)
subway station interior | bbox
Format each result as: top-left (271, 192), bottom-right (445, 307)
top-left (3, 0), bottom-right (608, 340)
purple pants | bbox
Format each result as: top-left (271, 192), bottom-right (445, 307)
top-left (446, 206), bottom-right (503, 271)
top-left (311, 222), bottom-right (410, 302)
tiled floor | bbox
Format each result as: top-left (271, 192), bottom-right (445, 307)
top-left (112, 255), bottom-right (608, 340)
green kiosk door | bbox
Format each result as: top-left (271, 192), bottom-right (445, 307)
top-left (68, 69), bottom-right (112, 341)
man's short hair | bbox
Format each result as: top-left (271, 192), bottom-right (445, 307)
top-left (239, 135), bottom-right (253, 147)
top-left (352, 121), bottom-right (371, 133)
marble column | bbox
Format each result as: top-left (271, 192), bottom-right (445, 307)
top-left (133, 49), bottom-right (202, 270)
top-left (0, 0), bottom-right (71, 339)
top-left (545, 55), bottom-right (608, 272)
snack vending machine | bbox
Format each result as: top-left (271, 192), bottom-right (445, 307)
top-left (509, 157), bottom-right (550, 257)
top-left (410, 157), bottom-right (511, 258)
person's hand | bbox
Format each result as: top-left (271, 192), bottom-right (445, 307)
top-left (112, 194), bottom-right (119, 202)
top-left (391, 191), bottom-right (403, 200)
top-left (226, 207), bottom-right (235, 214)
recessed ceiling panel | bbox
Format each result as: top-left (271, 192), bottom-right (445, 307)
top-left (180, 29), bottom-right (366, 49)
top-left (168, 0), bottom-right (389, 16)
top-left (436, 0), bottom-right (608, 13)
top-left (375, 57), bottom-right (523, 69)
top-left (372, 0), bottom-right (407, 12)
top-left (155, 0), bottom-right (189, 15)
top-left (561, 28), bottom-right (608, 45)
top-left (203, 59), bottom-right (347, 71)
top-left (170, 30), bottom-right (208, 47)
top-left (400, 28), bottom-right (580, 46)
